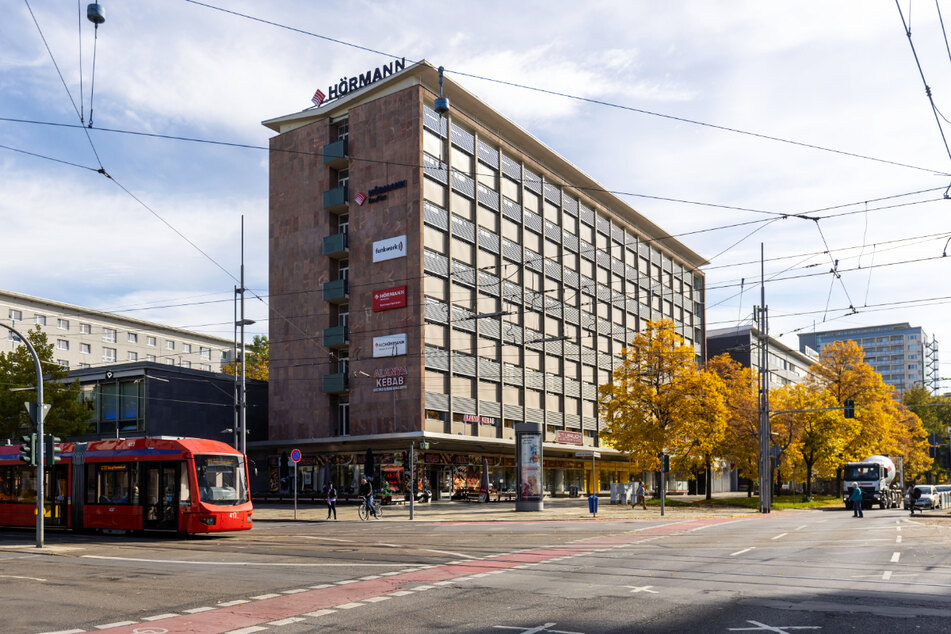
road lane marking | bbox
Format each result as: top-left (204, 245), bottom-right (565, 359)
top-left (250, 594), bottom-right (281, 600)
top-left (891, 552), bottom-right (901, 563)
top-left (142, 613), bottom-right (178, 621)
top-left (303, 609), bottom-right (336, 617)
top-left (422, 549), bottom-right (477, 559)
top-left (364, 596), bottom-right (391, 603)
top-left (81, 555), bottom-right (402, 567)
top-left (335, 580), bottom-right (358, 585)
top-left (897, 535), bottom-right (902, 543)
top-left (307, 584), bottom-right (332, 589)
top-left (794, 525), bottom-right (807, 531)
top-left (303, 536), bottom-right (353, 542)
top-left (38, 630), bottom-right (85, 634)
top-left (282, 589), bottom-right (307, 594)
top-left (183, 607), bottom-right (216, 614)
top-left (883, 570), bottom-right (893, 580)
top-left (268, 617), bottom-right (306, 625)
top-left (771, 533), bottom-right (788, 540)
top-left (334, 602), bottom-right (364, 609)
top-left (225, 628), bottom-right (267, 634)
top-left (388, 591), bottom-right (414, 597)
top-left (95, 622), bottom-right (136, 630)
top-left (625, 585), bottom-right (659, 593)
top-left (730, 548), bottom-right (755, 556)
top-left (0, 574), bottom-right (46, 582)
top-left (217, 600), bottom-right (250, 607)
top-left (728, 619), bottom-right (820, 631)
top-left (359, 575), bottom-right (382, 580)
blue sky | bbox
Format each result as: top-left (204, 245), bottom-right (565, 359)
top-left (3, 1), bottom-right (951, 388)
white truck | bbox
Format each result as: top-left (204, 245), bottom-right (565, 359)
top-left (841, 455), bottom-right (903, 509)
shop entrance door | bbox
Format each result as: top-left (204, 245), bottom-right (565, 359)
top-left (143, 463), bottom-right (179, 530)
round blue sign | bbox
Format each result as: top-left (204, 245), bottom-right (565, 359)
top-left (289, 448), bottom-right (301, 463)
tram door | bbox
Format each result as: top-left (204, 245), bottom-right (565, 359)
top-left (45, 465), bottom-right (68, 527)
top-left (142, 463), bottom-right (179, 530)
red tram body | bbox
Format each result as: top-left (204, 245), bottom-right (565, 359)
top-left (0, 437), bottom-right (252, 534)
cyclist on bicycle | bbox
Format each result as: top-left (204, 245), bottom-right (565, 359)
top-left (359, 476), bottom-right (377, 518)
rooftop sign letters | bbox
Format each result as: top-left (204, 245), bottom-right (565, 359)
top-left (368, 180), bottom-right (407, 204)
top-left (323, 58), bottom-right (408, 103)
top-left (373, 286), bottom-right (407, 312)
top-left (372, 235), bottom-right (406, 263)
top-left (463, 414), bottom-right (496, 426)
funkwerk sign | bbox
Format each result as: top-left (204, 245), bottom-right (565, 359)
top-left (372, 235), bottom-right (406, 263)
top-left (323, 58), bottom-right (408, 103)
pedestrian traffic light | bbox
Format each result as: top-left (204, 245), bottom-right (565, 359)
top-left (18, 433), bottom-right (36, 466)
top-left (45, 434), bottom-right (62, 467)
top-left (843, 400), bottom-right (855, 419)
top-left (662, 454), bottom-right (671, 473)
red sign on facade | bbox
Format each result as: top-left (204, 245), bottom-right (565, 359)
top-left (372, 285), bottom-right (407, 312)
top-left (463, 414), bottom-right (496, 425)
top-left (555, 430), bottom-right (583, 445)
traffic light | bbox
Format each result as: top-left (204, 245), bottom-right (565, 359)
top-left (45, 435), bottom-right (62, 467)
top-left (843, 400), bottom-right (855, 419)
top-left (18, 433), bottom-right (36, 466)
top-left (662, 454), bottom-right (671, 473)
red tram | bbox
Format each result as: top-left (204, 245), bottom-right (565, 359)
top-left (0, 437), bottom-right (252, 534)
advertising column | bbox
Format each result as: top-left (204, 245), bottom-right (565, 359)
top-left (515, 422), bottom-right (543, 512)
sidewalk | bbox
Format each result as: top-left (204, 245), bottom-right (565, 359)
top-left (252, 495), bottom-right (759, 523)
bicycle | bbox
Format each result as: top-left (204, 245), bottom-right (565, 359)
top-left (358, 498), bottom-right (383, 521)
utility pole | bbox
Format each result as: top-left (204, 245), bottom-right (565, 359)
top-left (755, 243), bottom-right (771, 513)
top-left (234, 215), bottom-right (255, 457)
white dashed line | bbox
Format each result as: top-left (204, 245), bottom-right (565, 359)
top-left (412, 585), bottom-right (436, 590)
top-left (142, 613), bottom-right (178, 621)
top-left (335, 602), bottom-right (365, 609)
top-left (308, 584), bottom-right (333, 589)
top-left (183, 607), bottom-right (216, 614)
top-left (890, 552), bottom-right (901, 563)
top-left (303, 609), bottom-right (336, 617)
top-left (359, 575), bottom-right (382, 580)
top-left (282, 589), bottom-right (308, 594)
top-left (771, 533), bottom-right (787, 541)
top-left (379, 571), bottom-right (401, 576)
top-left (388, 591), bottom-right (414, 597)
top-left (251, 593), bottom-right (281, 600)
top-left (95, 622), bottom-right (136, 630)
top-left (434, 580), bottom-right (455, 585)
top-left (336, 580), bottom-right (359, 585)
top-left (38, 630), bottom-right (84, 634)
top-left (217, 600), bottom-right (250, 607)
top-left (225, 627), bottom-right (267, 634)
top-left (883, 570), bottom-right (893, 580)
top-left (268, 617), bottom-right (306, 625)
top-left (897, 536), bottom-right (902, 543)
top-left (730, 548), bottom-right (755, 556)
top-left (794, 525), bottom-right (807, 531)
top-left (364, 596), bottom-right (391, 603)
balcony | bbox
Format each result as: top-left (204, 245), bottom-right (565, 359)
top-left (322, 372), bottom-right (349, 394)
top-left (322, 278), bottom-right (349, 303)
top-left (323, 325), bottom-right (349, 349)
top-left (322, 138), bottom-right (348, 169)
top-left (322, 232), bottom-right (349, 259)
top-left (323, 184), bottom-right (348, 214)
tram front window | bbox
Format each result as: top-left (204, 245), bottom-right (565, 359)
top-left (195, 455), bottom-right (249, 506)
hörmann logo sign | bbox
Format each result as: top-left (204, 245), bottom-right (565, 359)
top-left (373, 333), bottom-right (407, 358)
top-left (372, 235), bottom-right (406, 263)
top-left (373, 285), bottom-right (407, 312)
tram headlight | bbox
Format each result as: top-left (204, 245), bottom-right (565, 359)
top-left (198, 515), bottom-right (216, 526)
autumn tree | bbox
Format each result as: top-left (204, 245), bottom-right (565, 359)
top-left (770, 383), bottom-right (846, 498)
top-left (599, 320), bottom-right (705, 474)
top-left (223, 335), bottom-right (269, 381)
top-left (705, 354), bottom-right (759, 495)
top-left (0, 327), bottom-right (89, 439)
top-left (904, 387), bottom-right (951, 480)
top-left (678, 368), bottom-right (730, 500)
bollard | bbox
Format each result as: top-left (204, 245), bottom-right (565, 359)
top-left (588, 494), bottom-right (599, 518)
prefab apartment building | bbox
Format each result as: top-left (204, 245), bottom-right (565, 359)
top-left (261, 60), bottom-right (708, 498)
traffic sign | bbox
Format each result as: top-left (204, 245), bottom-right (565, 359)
top-left (575, 451), bottom-right (601, 458)
top-left (289, 448), bottom-right (301, 463)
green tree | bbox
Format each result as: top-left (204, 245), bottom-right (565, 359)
top-left (599, 320), bottom-right (703, 473)
top-left (223, 335), bottom-right (269, 381)
top-left (0, 327), bottom-right (88, 439)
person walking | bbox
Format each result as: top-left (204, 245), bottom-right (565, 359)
top-left (910, 485), bottom-right (922, 515)
top-left (326, 482), bottom-right (337, 520)
top-left (633, 481), bottom-right (647, 510)
top-left (848, 482), bottom-right (864, 518)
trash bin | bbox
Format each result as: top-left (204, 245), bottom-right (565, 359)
top-left (587, 494), bottom-right (599, 516)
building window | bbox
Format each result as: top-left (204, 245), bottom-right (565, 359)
top-left (166, 340), bottom-right (175, 351)
top-left (57, 359), bottom-right (69, 368)
top-left (34, 315), bottom-right (47, 326)
top-left (128, 351), bottom-right (138, 362)
top-left (57, 318), bottom-right (69, 330)
top-left (128, 333), bottom-right (138, 343)
top-left (79, 363), bottom-right (90, 369)
top-left (908, 364), bottom-right (917, 370)
top-left (183, 343), bottom-right (192, 354)
top-left (102, 328), bottom-right (117, 343)
top-left (201, 364), bottom-right (212, 371)
top-left (339, 402), bottom-right (350, 436)
top-left (200, 347), bottom-right (211, 360)
top-left (146, 354), bottom-right (156, 362)
top-left (147, 336), bottom-right (156, 347)
top-left (165, 358), bottom-right (175, 365)
top-left (181, 360), bottom-right (191, 368)
top-left (80, 343), bottom-right (91, 354)
top-left (57, 339), bottom-right (69, 351)
top-left (8, 331), bottom-right (22, 342)
top-left (103, 347), bottom-right (117, 363)
top-left (80, 323), bottom-right (92, 334)
top-left (8, 309), bottom-right (22, 321)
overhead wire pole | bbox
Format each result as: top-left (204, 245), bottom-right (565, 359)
top-left (756, 243), bottom-right (771, 513)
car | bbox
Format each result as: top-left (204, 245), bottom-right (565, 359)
top-left (906, 485), bottom-right (942, 511)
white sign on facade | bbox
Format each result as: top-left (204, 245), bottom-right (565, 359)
top-left (373, 333), bottom-right (407, 358)
top-left (372, 235), bottom-right (407, 263)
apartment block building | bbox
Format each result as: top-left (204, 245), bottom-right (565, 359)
top-left (261, 60), bottom-right (708, 498)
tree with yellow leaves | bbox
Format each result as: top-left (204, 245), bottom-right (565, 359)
top-left (599, 320), bottom-right (711, 477)
top-left (222, 335), bottom-right (269, 382)
top-left (705, 354), bottom-right (759, 495)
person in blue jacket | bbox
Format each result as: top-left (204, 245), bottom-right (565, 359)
top-left (849, 482), bottom-right (864, 518)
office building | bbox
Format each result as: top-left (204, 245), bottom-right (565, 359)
top-left (262, 60), bottom-right (707, 498)
top-left (708, 325), bottom-right (817, 389)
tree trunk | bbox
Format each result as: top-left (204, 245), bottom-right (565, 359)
top-left (705, 456), bottom-right (713, 501)
top-left (805, 460), bottom-right (814, 499)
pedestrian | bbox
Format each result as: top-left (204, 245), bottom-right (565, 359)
top-left (848, 481), bottom-right (863, 518)
top-left (633, 481), bottom-right (647, 510)
top-left (326, 482), bottom-right (337, 520)
top-left (910, 485), bottom-right (922, 516)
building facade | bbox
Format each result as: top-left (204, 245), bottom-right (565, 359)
top-left (798, 323), bottom-right (939, 395)
top-left (708, 326), bottom-right (817, 389)
top-left (1, 289), bottom-right (234, 372)
top-left (262, 60), bottom-right (707, 498)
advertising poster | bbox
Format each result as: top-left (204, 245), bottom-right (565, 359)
top-left (373, 333), bottom-right (407, 357)
top-left (519, 434), bottom-right (542, 501)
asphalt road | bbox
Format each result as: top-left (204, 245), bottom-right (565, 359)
top-left (3, 507), bottom-right (951, 633)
